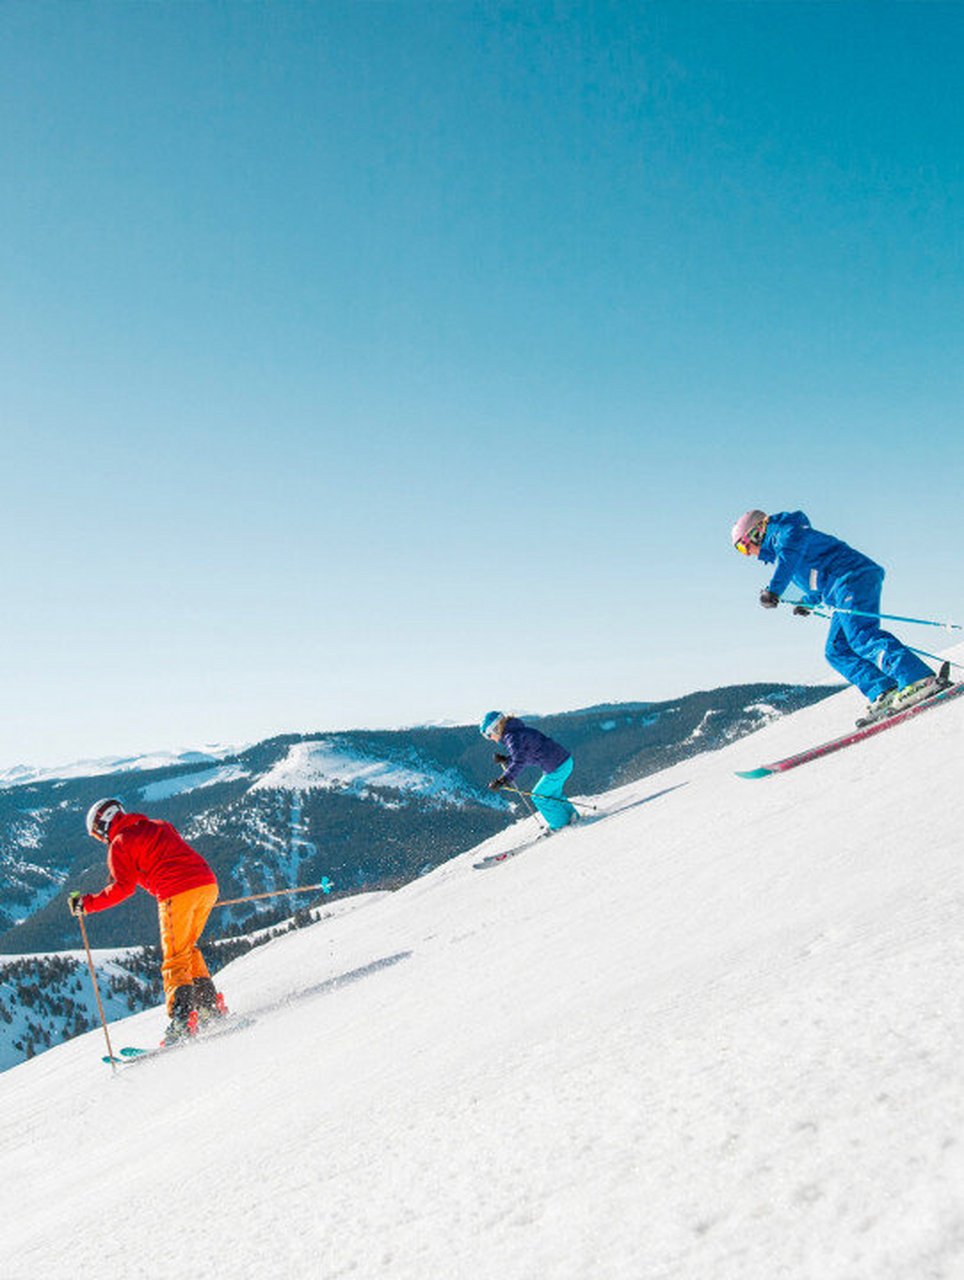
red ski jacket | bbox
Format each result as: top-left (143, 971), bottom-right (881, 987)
top-left (82, 812), bottom-right (217, 913)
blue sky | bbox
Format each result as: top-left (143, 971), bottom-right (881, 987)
top-left (1, 2), bottom-right (961, 767)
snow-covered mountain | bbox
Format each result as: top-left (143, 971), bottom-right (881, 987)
top-left (0, 653), bottom-right (960, 1279)
top-left (0, 683), bottom-right (835, 960)
top-left (0, 744), bottom-right (243, 790)
top-left (0, 947), bottom-right (161, 1073)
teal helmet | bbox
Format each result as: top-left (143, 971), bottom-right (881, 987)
top-left (479, 711), bottom-right (504, 738)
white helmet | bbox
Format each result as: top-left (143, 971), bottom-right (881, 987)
top-left (86, 798), bottom-right (124, 842)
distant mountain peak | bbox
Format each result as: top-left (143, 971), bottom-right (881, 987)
top-left (0, 744), bottom-right (245, 792)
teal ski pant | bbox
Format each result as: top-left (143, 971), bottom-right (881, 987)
top-left (531, 757), bottom-right (576, 830)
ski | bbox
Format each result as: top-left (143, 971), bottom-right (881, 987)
top-left (736, 680), bottom-right (964, 779)
top-left (472, 831), bottom-right (553, 869)
top-left (103, 1046), bottom-right (161, 1064)
top-left (472, 783), bottom-right (689, 867)
top-left (103, 1043), bottom-right (186, 1065)
top-left (102, 1014), bottom-right (255, 1065)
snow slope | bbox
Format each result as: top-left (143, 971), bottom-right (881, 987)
top-left (1, 654), bottom-right (963, 1280)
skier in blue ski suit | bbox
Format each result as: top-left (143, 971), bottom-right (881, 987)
top-left (736, 510), bottom-right (933, 712)
top-left (480, 712), bottom-right (577, 831)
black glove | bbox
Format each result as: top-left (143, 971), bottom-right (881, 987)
top-left (488, 776), bottom-right (509, 791)
top-left (792, 605), bottom-right (811, 617)
top-left (67, 891), bottom-right (85, 917)
top-left (493, 752), bottom-right (509, 764)
top-left (759, 589), bottom-right (780, 609)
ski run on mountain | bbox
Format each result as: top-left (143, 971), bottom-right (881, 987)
top-left (1, 645), bottom-right (963, 1279)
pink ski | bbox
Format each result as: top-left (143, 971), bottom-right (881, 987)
top-left (736, 681), bottom-right (964, 778)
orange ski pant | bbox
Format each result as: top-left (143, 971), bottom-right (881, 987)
top-left (157, 883), bottom-right (219, 1013)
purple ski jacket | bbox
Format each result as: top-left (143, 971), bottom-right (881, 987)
top-left (499, 718), bottom-right (571, 784)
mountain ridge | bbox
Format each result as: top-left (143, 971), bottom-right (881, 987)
top-left (0, 682), bottom-right (838, 959)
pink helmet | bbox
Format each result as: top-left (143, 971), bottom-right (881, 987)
top-left (731, 509), bottom-right (768, 553)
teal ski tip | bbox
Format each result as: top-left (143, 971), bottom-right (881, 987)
top-left (735, 766), bottom-right (775, 780)
top-left (103, 1046), bottom-right (150, 1064)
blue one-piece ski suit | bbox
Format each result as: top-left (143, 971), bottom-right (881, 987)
top-left (759, 511), bottom-right (931, 700)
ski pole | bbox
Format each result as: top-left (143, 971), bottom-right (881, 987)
top-left (779, 599), bottom-right (962, 631)
top-left (785, 599), bottom-right (963, 673)
top-left (503, 785), bottom-right (597, 812)
top-left (511, 778), bottom-right (536, 816)
top-left (76, 912), bottom-right (117, 1073)
top-left (491, 747), bottom-right (535, 815)
top-left (214, 880), bottom-right (334, 908)
top-left (905, 644), bottom-right (964, 673)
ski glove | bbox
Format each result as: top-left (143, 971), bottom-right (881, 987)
top-left (67, 891), bottom-right (86, 917)
top-left (792, 605), bottom-right (811, 617)
top-left (759, 590), bottom-right (780, 609)
top-left (488, 777), bottom-right (509, 791)
top-left (493, 752), bottom-right (509, 764)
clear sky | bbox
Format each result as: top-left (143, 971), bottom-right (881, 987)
top-left (1, 1), bottom-right (961, 769)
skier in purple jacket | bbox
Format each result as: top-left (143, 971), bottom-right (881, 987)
top-left (480, 712), bottom-right (577, 831)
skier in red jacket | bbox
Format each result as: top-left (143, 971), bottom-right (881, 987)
top-left (69, 799), bottom-right (227, 1041)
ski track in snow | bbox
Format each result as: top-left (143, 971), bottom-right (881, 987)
top-left (1, 650), bottom-right (964, 1279)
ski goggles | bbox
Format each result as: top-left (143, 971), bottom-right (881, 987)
top-left (735, 520), bottom-right (767, 555)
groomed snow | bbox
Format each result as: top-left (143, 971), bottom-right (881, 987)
top-left (1, 652), bottom-right (963, 1279)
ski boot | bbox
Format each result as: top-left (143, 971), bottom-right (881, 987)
top-left (162, 984), bottom-right (199, 1046)
top-left (890, 673), bottom-right (945, 714)
top-left (193, 975), bottom-right (229, 1029)
top-left (855, 688), bottom-right (898, 728)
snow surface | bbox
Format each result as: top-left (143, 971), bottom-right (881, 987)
top-left (2, 653), bottom-right (964, 1279)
